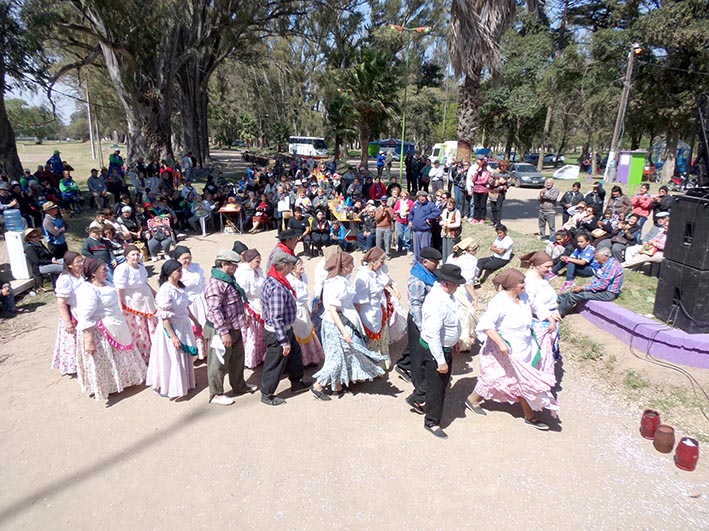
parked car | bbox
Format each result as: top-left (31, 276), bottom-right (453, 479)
top-left (509, 163), bottom-right (545, 188)
top-left (523, 153), bottom-right (564, 165)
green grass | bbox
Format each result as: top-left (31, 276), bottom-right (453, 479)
top-left (623, 369), bottom-right (650, 390)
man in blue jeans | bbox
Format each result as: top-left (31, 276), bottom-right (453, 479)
top-left (558, 247), bottom-right (623, 317)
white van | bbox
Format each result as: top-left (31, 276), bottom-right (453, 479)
top-left (430, 141), bottom-right (457, 166)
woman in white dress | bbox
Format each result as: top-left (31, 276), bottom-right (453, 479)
top-left (74, 258), bottom-right (147, 402)
top-left (146, 260), bottom-right (201, 399)
top-left (113, 245), bottom-right (157, 363)
top-left (446, 237), bottom-right (479, 351)
top-left (465, 269), bottom-right (559, 430)
top-left (519, 251), bottom-right (561, 377)
top-left (353, 247), bottom-right (399, 369)
top-left (233, 248), bottom-right (267, 368)
top-left (310, 252), bottom-right (387, 400)
top-left (174, 245), bottom-right (208, 363)
top-left (287, 258), bottom-right (324, 367)
top-left (51, 251), bottom-right (85, 375)
top-left (311, 245), bottom-right (341, 340)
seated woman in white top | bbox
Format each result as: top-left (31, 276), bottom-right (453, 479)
top-left (475, 224), bottom-right (514, 285)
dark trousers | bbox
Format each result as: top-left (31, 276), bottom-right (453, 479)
top-left (476, 256), bottom-right (509, 278)
top-left (205, 324), bottom-right (245, 400)
top-left (490, 194), bottom-right (505, 226)
top-left (261, 328), bottom-right (303, 398)
top-left (406, 172), bottom-right (416, 193)
top-left (399, 314), bottom-right (427, 403)
top-left (48, 242), bottom-right (68, 260)
top-left (423, 347), bottom-right (453, 427)
top-left (472, 192), bottom-right (488, 221)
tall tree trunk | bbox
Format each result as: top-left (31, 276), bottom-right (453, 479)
top-left (177, 59), bottom-right (211, 168)
top-left (538, 103), bottom-right (553, 171)
top-left (359, 119), bottom-right (371, 170)
top-left (333, 133), bottom-right (342, 161)
top-left (0, 63), bottom-right (22, 179)
top-left (661, 131), bottom-right (678, 182)
top-left (457, 73), bottom-right (481, 163)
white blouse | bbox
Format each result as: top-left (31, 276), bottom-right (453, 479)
top-left (447, 253), bottom-right (478, 285)
top-left (181, 263), bottom-right (206, 298)
top-left (55, 273), bottom-right (84, 308)
top-left (353, 267), bottom-right (390, 333)
top-left (155, 283), bottom-right (191, 321)
top-left (524, 272), bottom-right (557, 320)
top-left (234, 262), bottom-right (265, 314)
top-left (113, 262), bottom-right (149, 290)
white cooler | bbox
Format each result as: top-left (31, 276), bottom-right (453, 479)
top-left (5, 231), bottom-right (31, 280)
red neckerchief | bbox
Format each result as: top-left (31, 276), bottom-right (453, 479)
top-left (267, 265), bottom-right (296, 297)
top-left (276, 241), bottom-right (294, 256)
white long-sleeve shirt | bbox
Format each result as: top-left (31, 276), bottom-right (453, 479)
top-left (420, 282), bottom-right (461, 365)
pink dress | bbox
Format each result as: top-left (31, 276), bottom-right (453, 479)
top-left (51, 273), bottom-right (84, 375)
top-left (74, 283), bottom-right (147, 401)
top-left (287, 272), bottom-right (324, 366)
top-left (114, 261), bottom-right (157, 363)
top-left (474, 291), bottom-right (559, 416)
top-left (146, 283), bottom-right (197, 398)
top-left (234, 263), bottom-right (266, 368)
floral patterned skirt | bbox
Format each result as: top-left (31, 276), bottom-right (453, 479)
top-left (123, 312), bottom-right (157, 363)
top-left (314, 320), bottom-right (387, 391)
top-left (76, 327), bottom-right (147, 402)
top-left (51, 318), bottom-right (77, 375)
top-left (243, 318), bottom-right (266, 369)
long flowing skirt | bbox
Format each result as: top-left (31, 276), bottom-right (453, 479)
top-left (123, 312), bottom-right (157, 363)
top-left (365, 323), bottom-right (390, 370)
top-left (293, 305), bottom-right (324, 367)
top-left (243, 318), bottom-right (266, 369)
top-left (146, 317), bottom-right (196, 398)
top-left (387, 297), bottom-right (407, 344)
top-left (532, 318), bottom-right (560, 379)
top-left (51, 318), bottom-right (77, 375)
top-left (314, 320), bottom-right (387, 391)
top-left (454, 287), bottom-right (477, 351)
top-left (188, 295), bottom-right (209, 360)
top-left (474, 339), bottom-right (559, 417)
top-left (76, 328), bottom-right (147, 401)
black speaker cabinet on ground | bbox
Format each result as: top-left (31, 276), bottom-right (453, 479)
top-left (663, 195), bottom-right (709, 270)
top-left (653, 259), bottom-right (709, 334)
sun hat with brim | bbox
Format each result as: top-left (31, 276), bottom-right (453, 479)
top-left (437, 264), bottom-right (466, 285)
top-left (42, 201), bottom-right (59, 212)
top-left (24, 228), bottom-right (42, 241)
top-left (216, 249), bottom-right (241, 263)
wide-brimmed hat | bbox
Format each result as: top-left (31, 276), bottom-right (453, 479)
top-left (437, 264), bottom-right (466, 285)
top-left (23, 227), bottom-right (42, 241)
top-left (453, 237), bottom-right (479, 253)
top-left (216, 249), bottom-right (241, 263)
top-left (42, 201), bottom-right (59, 212)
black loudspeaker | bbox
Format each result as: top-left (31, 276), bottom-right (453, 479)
top-left (663, 195), bottom-right (709, 270)
top-left (653, 259), bottom-right (709, 334)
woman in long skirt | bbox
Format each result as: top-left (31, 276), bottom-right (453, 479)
top-left (353, 247), bottom-right (398, 369)
top-left (287, 258), bottom-right (324, 367)
top-left (445, 238), bottom-right (479, 351)
top-left (310, 252), bottom-right (387, 400)
top-left (233, 248), bottom-right (267, 368)
top-left (74, 258), bottom-right (147, 402)
top-left (146, 260), bottom-right (201, 399)
top-left (174, 245), bottom-right (208, 363)
top-left (311, 245), bottom-right (341, 340)
top-left (51, 251), bottom-right (85, 375)
top-left (465, 269), bottom-right (559, 430)
top-left (113, 245), bottom-right (157, 363)
top-left (519, 251), bottom-right (561, 377)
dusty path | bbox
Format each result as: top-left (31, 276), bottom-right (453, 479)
top-left (1, 226), bottom-right (708, 530)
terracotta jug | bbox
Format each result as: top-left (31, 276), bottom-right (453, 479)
top-left (640, 409), bottom-right (661, 440)
top-left (675, 437), bottom-right (700, 471)
top-left (653, 425), bottom-right (676, 454)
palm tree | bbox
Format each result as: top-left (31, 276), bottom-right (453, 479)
top-left (346, 49), bottom-right (402, 169)
top-left (448, 0), bottom-right (517, 162)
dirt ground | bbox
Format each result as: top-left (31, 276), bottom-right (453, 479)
top-left (1, 158), bottom-right (708, 529)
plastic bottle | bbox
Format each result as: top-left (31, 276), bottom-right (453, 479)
top-left (3, 209), bottom-right (24, 232)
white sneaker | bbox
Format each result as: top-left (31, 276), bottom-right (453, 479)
top-left (150, 256), bottom-right (158, 262)
top-left (210, 394), bottom-right (234, 406)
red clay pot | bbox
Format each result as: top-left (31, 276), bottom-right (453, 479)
top-left (653, 425), bottom-right (676, 454)
top-left (640, 409), bottom-right (661, 440)
top-left (675, 437), bottom-right (700, 471)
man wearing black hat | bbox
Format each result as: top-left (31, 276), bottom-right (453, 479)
top-left (397, 247), bottom-right (441, 405)
top-left (265, 229), bottom-right (298, 270)
top-left (418, 263), bottom-right (464, 439)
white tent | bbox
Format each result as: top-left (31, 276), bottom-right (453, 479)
top-left (553, 165), bottom-right (581, 180)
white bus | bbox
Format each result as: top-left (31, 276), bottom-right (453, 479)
top-left (288, 136), bottom-right (328, 158)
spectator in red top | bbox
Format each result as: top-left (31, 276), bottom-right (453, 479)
top-left (369, 176), bottom-right (386, 201)
top-left (631, 183), bottom-right (653, 228)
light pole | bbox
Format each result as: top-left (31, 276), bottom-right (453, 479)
top-left (606, 42), bottom-right (642, 182)
top-left (389, 24), bottom-right (432, 181)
